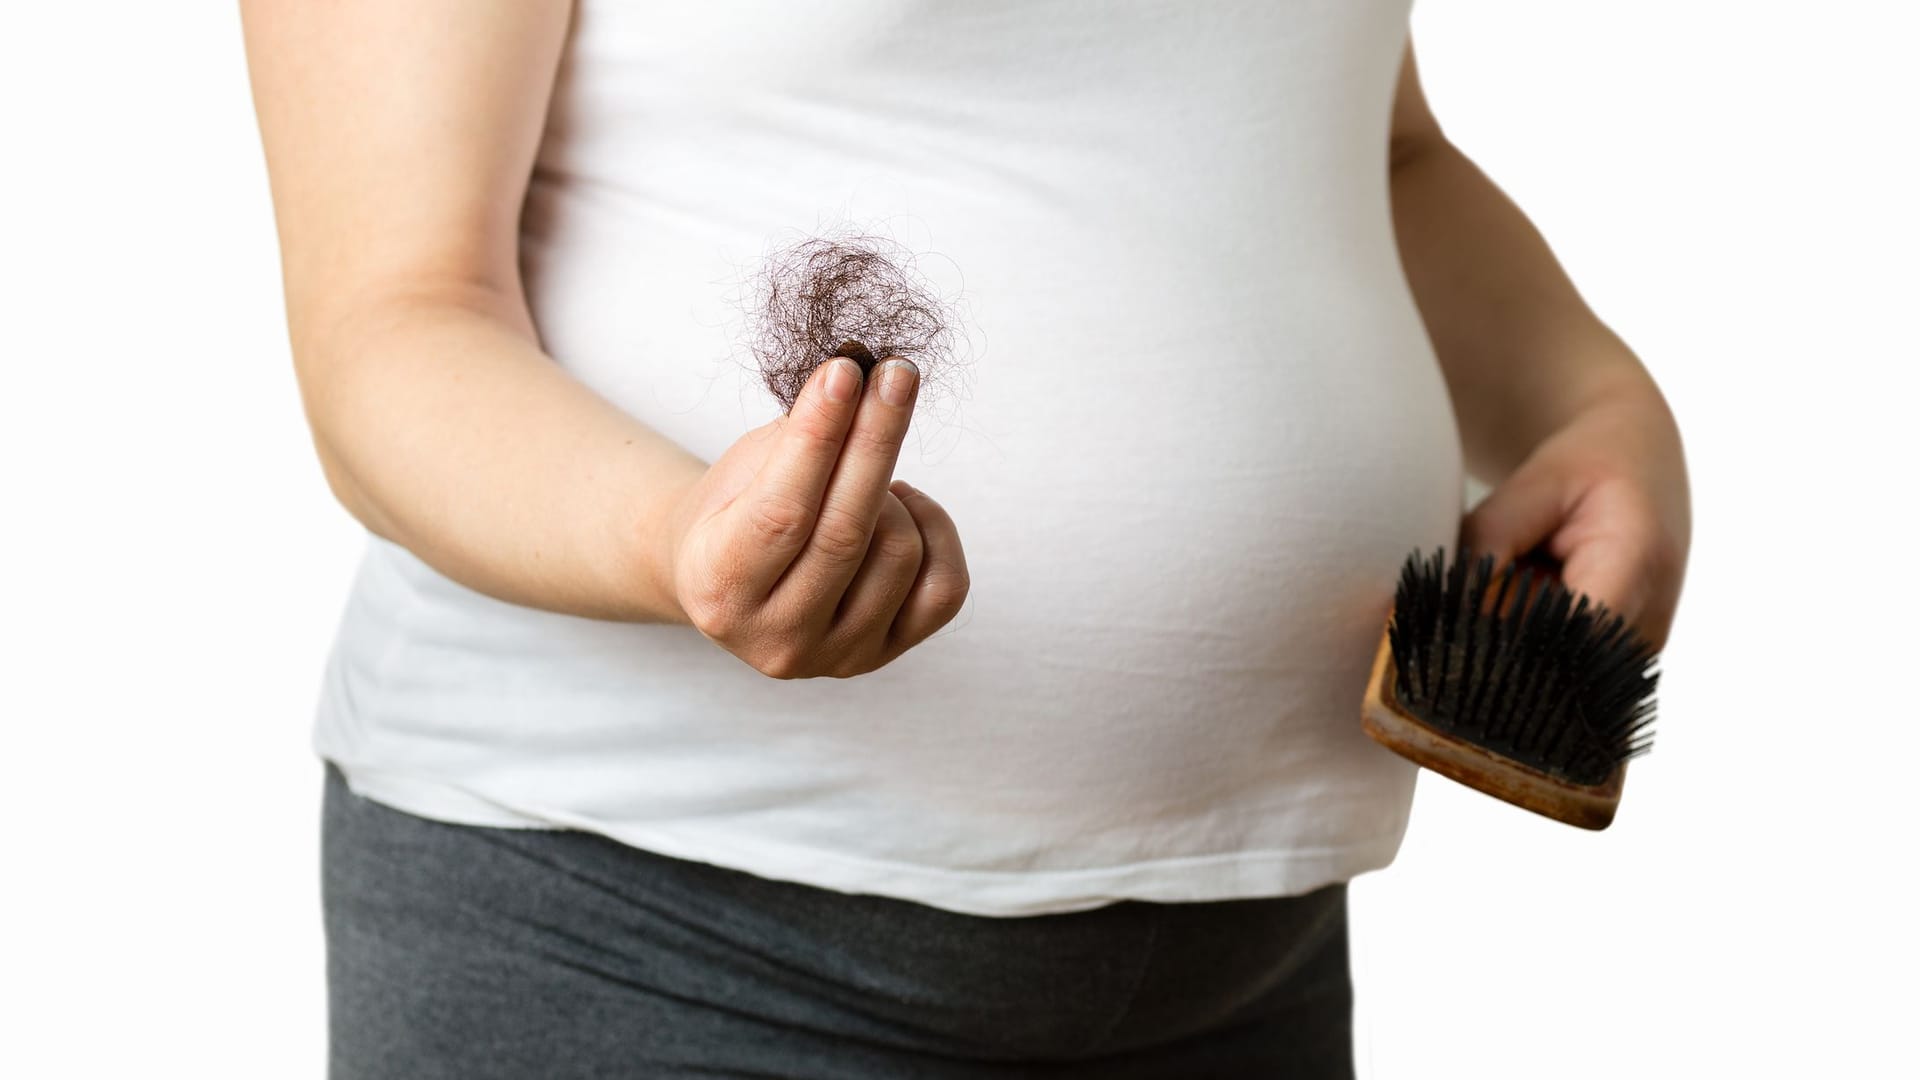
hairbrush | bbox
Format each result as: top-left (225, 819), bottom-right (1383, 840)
top-left (1359, 544), bottom-right (1661, 829)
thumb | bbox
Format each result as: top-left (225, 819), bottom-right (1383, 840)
top-left (1458, 460), bottom-right (1572, 569)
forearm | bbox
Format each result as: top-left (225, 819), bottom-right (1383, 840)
top-left (1389, 137), bottom-right (1671, 484)
top-left (297, 282), bottom-right (702, 624)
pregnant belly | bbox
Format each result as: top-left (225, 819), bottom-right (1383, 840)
top-left (839, 283), bottom-right (1465, 824)
top-left (910, 276), bottom-right (1464, 676)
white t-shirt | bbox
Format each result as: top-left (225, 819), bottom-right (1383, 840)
top-left (314, 0), bottom-right (1465, 917)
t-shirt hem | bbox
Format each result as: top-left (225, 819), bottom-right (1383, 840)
top-left (324, 755), bottom-right (1408, 918)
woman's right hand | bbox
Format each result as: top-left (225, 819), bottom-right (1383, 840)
top-left (655, 354), bottom-right (970, 679)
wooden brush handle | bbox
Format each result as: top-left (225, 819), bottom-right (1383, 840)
top-left (1359, 618), bottom-right (1626, 830)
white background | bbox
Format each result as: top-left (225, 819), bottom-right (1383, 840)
top-left (3, 2), bottom-right (1913, 1076)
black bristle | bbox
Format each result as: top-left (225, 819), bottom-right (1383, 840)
top-left (1451, 553), bottom-right (1512, 730)
top-left (1434, 548), bottom-right (1473, 715)
top-left (1475, 565), bottom-right (1538, 740)
top-left (1498, 580), bottom-right (1574, 749)
top-left (1383, 544), bottom-right (1660, 786)
top-left (1453, 552), bottom-right (1495, 725)
top-left (1417, 546), bottom-right (1447, 700)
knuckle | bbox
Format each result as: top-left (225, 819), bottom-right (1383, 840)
top-left (871, 524), bottom-right (924, 564)
top-left (808, 505), bottom-right (872, 562)
top-left (753, 645), bottom-right (809, 681)
top-left (844, 422), bottom-right (900, 459)
top-left (792, 407), bottom-right (848, 451)
top-left (743, 490), bottom-right (814, 547)
top-left (679, 577), bottom-right (742, 640)
top-left (831, 655), bottom-right (876, 680)
top-left (755, 659), bottom-right (799, 681)
top-left (684, 596), bottom-right (733, 640)
top-left (820, 637), bottom-right (880, 679)
top-left (923, 564), bottom-right (971, 614)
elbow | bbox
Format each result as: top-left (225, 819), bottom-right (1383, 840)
top-left (288, 306), bottom-right (386, 539)
top-left (309, 427), bottom-right (402, 545)
top-left (283, 275), bottom-right (529, 549)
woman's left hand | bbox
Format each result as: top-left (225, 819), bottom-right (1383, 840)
top-left (1458, 377), bottom-right (1693, 652)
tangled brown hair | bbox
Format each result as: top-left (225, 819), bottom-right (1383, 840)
top-left (741, 226), bottom-right (965, 414)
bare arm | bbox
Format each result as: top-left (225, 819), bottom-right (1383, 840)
top-left (240, 0), bottom-right (702, 623)
top-left (1388, 43), bottom-right (1674, 485)
top-left (1387, 40), bottom-right (1691, 648)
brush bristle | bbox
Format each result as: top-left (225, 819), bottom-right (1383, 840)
top-left (1385, 545), bottom-right (1660, 787)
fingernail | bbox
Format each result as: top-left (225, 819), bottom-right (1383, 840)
top-left (878, 359), bottom-right (918, 406)
top-left (824, 358), bottom-right (861, 402)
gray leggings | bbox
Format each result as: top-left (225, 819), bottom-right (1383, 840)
top-left (321, 761), bottom-right (1356, 1078)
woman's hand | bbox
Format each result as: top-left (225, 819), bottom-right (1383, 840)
top-left (1458, 377), bottom-right (1692, 651)
top-left (652, 355), bottom-right (970, 678)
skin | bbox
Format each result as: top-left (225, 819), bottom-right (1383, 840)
top-left (1390, 48), bottom-right (1691, 650)
top-left (238, 1), bottom-right (1689, 679)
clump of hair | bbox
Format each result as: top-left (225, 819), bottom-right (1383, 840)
top-left (742, 227), bottom-right (964, 414)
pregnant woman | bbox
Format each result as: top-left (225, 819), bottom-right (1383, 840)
top-left (239, 1), bottom-right (1691, 1076)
